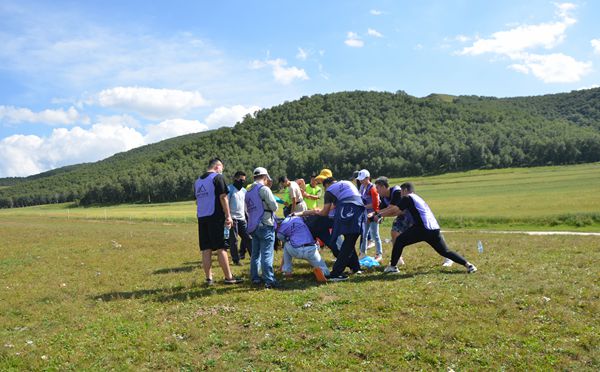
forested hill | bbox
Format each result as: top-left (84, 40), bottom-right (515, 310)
top-left (1, 89), bottom-right (599, 208)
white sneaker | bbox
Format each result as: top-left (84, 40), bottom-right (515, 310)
top-left (442, 258), bottom-right (454, 267)
top-left (466, 263), bottom-right (477, 273)
top-left (367, 241), bottom-right (375, 248)
top-left (374, 254), bottom-right (383, 262)
top-left (383, 265), bottom-right (400, 274)
top-left (398, 256), bottom-right (405, 266)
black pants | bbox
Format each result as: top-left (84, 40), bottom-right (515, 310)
top-left (304, 215), bottom-right (339, 257)
top-left (229, 219), bottom-right (252, 263)
top-left (331, 233), bottom-right (360, 276)
top-left (390, 226), bottom-right (467, 266)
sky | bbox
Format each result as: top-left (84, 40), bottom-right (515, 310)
top-left (1, 0), bottom-right (599, 177)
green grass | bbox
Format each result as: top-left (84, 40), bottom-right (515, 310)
top-left (0, 216), bottom-right (598, 370)
top-left (1, 163), bottom-right (599, 230)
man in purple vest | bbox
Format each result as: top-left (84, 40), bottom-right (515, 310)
top-left (371, 182), bottom-right (477, 274)
top-left (194, 158), bottom-right (243, 285)
top-left (296, 177), bottom-right (366, 281)
top-left (246, 167), bottom-right (280, 289)
top-left (277, 216), bottom-right (329, 282)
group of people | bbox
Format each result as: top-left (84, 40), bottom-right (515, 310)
top-left (194, 157), bottom-right (477, 289)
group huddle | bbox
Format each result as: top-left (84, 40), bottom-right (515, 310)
top-left (195, 158), bottom-right (477, 289)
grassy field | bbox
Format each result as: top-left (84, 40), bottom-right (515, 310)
top-left (0, 216), bottom-right (598, 370)
top-left (1, 163), bottom-right (599, 230)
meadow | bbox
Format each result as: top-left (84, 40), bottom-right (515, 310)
top-left (1, 164), bottom-right (599, 370)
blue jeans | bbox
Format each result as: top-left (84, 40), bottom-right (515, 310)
top-left (250, 225), bottom-right (277, 285)
top-left (282, 242), bottom-right (330, 276)
top-left (360, 221), bottom-right (382, 256)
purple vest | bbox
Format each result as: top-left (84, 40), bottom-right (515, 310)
top-left (195, 173), bottom-right (217, 218)
top-left (245, 183), bottom-right (267, 234)
top-left (360, 182), bottom-right (375, 213)
top-left (327, 181), bottom-right (361, 201)
top-left (278, 216), bottom-right (315, 247)
top-left (409, 194), bottom-right (440, 230)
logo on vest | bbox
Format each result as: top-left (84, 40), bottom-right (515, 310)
top-left (340, 205), bottom-right (355, 219)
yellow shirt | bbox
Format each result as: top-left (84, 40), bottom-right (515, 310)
top-left (304, 184), bottom-right (322, 209)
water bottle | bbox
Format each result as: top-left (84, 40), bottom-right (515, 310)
top-left (477, 240), bottom-right (483, 253)
top-left (224, 226), bottom-right (230, 240)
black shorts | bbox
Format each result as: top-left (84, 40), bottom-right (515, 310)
top-left (198, 218), bottom-right (230, 251)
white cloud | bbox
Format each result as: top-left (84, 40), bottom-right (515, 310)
top-left (510, 53), bottom-right (592, 83)
top-left (592, 39), bottom-right (600, 54)
top-left (144, 119), bottom-right (208, 143)
top-left (0, 119), bottom-right (145, 177)
top-left (370, 9), bottom-right (382, 16)
top-left (455, 35), bottom-right (471, 43)
top-left (367, 28), bottom-right (383, 38)
top-left (457, 2), bottom-right (591, 83)
top-left (0, 106), bottom-right (87, 125)
top-left (345, 32), bottom-right (364, 48)
top-left (205, 105), bottom-right (260, 128)
top-left (251, 58), bottom-right (309, 85)
top-left (95, 87), bottom-right (209, 119)
top-left (297, 47), bottom-right (309, 61)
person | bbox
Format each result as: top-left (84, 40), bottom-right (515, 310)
top-left (314, 168), bottom-right (333, 185)
top-left (303, 173), bottom-right (322, 210)
top-left (296, 176), bottom-right (366, 281)
top-left (276, 216), bottom-right (329, 282)
top-left (246, 167), bottom-right (280, 289)
top-left (371, 182), bottom-right (477, 274)
top-left (357, 169), bottom-right (383, 261)
top-left (375, 177), bottom-right (453, 267)
top-left (279, 176), bottom-right (307, 215)
top-left (227, 171), bottom-right (252, 265)
top-left (194, 158), bottom-right (243, 285)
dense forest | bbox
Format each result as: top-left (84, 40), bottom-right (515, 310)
top-left (1, 88), bottom-right (599, 208)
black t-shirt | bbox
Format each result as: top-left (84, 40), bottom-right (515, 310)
top-left (380, 188), bottom-right (401, 209)
top-left (197, 172), bottom-right (227, 222)
top-left (323, 191), bottom-right (336, 205)
top-left (390, 193), bottom-right (425, 228)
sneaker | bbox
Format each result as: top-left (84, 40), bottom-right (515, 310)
top-left (442, 258), bottom-right (454, 267)
top-left (313, 268), bottom-right (328, 283)
top-left (264, 282), bottom-right (282, 289)
top-left (251, 279), bottom-right (262, 286)
top-left (351, 269), bottom-right (363, 275)
top-left (205, 278), bottom-right (214, 286)
top-left (367, 241), bottom-right (375, 248)
top-left (233, 261), bottom-right (242, 266)
top-left (466, 263), bottom-right (477, 274)
top-left (326, 274), bottom-right (349, 282)
top-left (223, 277), bottom-right (243, 285)
top-left (398, 256), bottom-right (406, 265)
top-left (374, 254), bottom-right (383, 262)
top-left (383, 265), bottom-right (400, 274)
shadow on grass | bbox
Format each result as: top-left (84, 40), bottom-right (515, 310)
top-left (152, 266), bottom-right (197, 274)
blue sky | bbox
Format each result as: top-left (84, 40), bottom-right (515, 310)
top-left (1, 0), bottom-right (599, 177)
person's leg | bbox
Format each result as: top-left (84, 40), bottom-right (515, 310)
top-left (282, 242), bottom-right (294, 275)
top-left (229, 219), bottom-right (240, 264)
top-left (259, 226), bottom-right (277, 285)
top-left (425, 230), bottom-right (467, 266)
top-left (390, 227), bottom-right (424, 267)
top-left (305, 245), bottom-right (331, 276)
top-left (216, 249), bottom-right (234, 279)
top-left (250, 231), bottom-right (261, 282)
top-left (359, 226), bottom-right (368, 255)
top-left (370, 222), bottom-right (383, 257)
top-left (330, 233), bottom-right (360, 276)
top-left (202, 249), bottom-right (213, 280)
top-left (238, 219), bottom-right (252, 259)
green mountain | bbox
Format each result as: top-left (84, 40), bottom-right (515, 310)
top-left (1, 89), bottom-right (599, 208)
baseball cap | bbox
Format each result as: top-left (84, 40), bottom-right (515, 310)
top-left (314, 168), bottom-right (333, 183)
top-left (253, 167), bottom-right (271, 180)
top-left (356, 169), bottom-right (370, 181)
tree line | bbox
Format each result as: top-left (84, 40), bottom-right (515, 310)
top-left (1, 89), bottom-right (599, 208)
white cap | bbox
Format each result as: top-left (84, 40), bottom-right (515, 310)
top-left (356, 169), bottom-right (370, 181)
top-left (253, 167), bottom-right (271, 180)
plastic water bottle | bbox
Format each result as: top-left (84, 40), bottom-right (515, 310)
top-left (477, 240), bottom-right (483, 253)
top-left (224, 226), bottom-right (230, 240)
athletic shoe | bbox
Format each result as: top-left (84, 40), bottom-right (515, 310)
top-left (313, 268), bottom-right (328, 283)
top-left (383, 265), bottom-right (400, 274)
top-left (466, 263), bottom-right (477, 274)
top-left (367, 241), bottom-right (375, 248)
top-left (233, 261), bottom-right (242, 266)
top-left (398, 257), bottom-right (406, 265)
top-left (223, 277), bottom-right (243, 284)
top-left (264, 282), bottom-right (282, 289)
top-left (205, 278), bottom-right (214, 286)
top-left (442, 258), bottom-right (454, 267)
top-left (251, 279), bottom-right (262, 286)
top-left (326, 274), bottom-right (349, 282)
top-left (351, 269), bottom-right (363, 275)
top-left (374, 254), bottom-right (383, 262)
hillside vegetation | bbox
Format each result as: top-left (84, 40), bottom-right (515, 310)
top-left (1, 88), bottom-right (599, 207)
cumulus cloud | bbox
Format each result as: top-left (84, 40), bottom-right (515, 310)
top-left (95, 87), bottom-right (208, 120)
top-left (457, 2), bottom-right (591, 83)
top-left (370, 9), bottom-right (382, 16)
top-left (144, 118), bottom-right (208, 143)
top-left (345, 32), bottom-right (364, 48)
top-left (205, 105), bottom-right (260, 128)
top-left (0, 118), bottom-right (145, 177)
top-left (0, 106), bottom-right (87, 125)
top-left (367, 28), bottom-right (383, 38)
top-left (592, 39), bottom-right (600, 54)
top-left (250, 58), bottom-right (308, 85)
